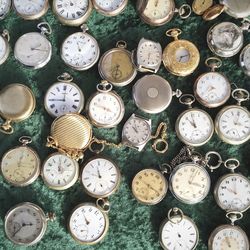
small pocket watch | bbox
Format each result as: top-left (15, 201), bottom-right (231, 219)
top-left (42, 153), bottom-right (79, 190)
top-left (0, 136), bottom-right (40, 187)
top-left (159, 207), bottom-right (199, 250)
top-left (53, 0), bottom-right (92, 26)
top-left (239, 43), bottom-right (250, 76)
top-left (68, 199), bottom-right (109, 245)
top-left (92, 0), bottom-right (128, 16)
top-left (194, 57), bottom-right (231, 108)
top-left (86, 80), bottom-right (125, 128)
top-left (44, 73), bottom-right (84, 118)
top-left (133, 75), bottom-right (182, 114)
top-left (175, 94), bottom-right (214, 147)
top-left (215, 88), bottom-right (250, 145)
top-left (136, 0), bottom-right (191, 26)
top-left (0, 84), bottom-right (36, 134)
top-left (163, 28), bottom-right (200, 76)
top-left (0, 0), bottom-right (11, 20)
top-left (98, 41), bottom-right (137, 87)
top-left (13, 0), bottom-right (49, 20)
top-left (132, 38), bottom-right (162, 73)
top-left (61, 25), bottom-right (100, 71)
top-left (14, 22), bottom-right (52, 69)
top-left (5, 202), bottom-right (55, 246)
top-left (0, 29), bottom-right (10, 66)
top-left (192, 0), bottom-right (213, 15)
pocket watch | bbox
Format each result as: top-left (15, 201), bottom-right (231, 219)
top-left (98, 41), bottom-right (137, 87)
top-left (163, 28), bottom-right (200, 76)
top-left (192, 0), bottom-right (213, 15)
top-left (44, 73), bottom-right (84, 118)
top-left (194, 57), bottom-right (231, 108)
top-left (68, 199), bottom-right (109, 245)
top-left (0, 84), bottom-right (36, 134)
top-left (132, 168), bottom-right (168, 205)
top-left (0, 136), bottom-right (40, 187)
top-left (215, 88), bottom-right (250, 145)
top-left (175, 94), bottom-right (214, 147)
top-left (92, 0), bottom-right (128, 16)
top-left (159, 207), bottom-right (199, 250)
top-left (208, 212), bottom-right (249, 250)
top-left (61, 25), bottom-right (99, 71)
top-left (13, 0), bottom-right (49, 20)
top-left (42, 153), bottom-right (79, 190)
top-left (136, 0), bottom-right (191, 26)
top-left (14, 22), bottom-right (52, 69)
top-left (0, 30), bottom-right (10, 66)
top-left (0, 0), bottom-right (11, 20)
top-left (5, 202), bottom-right (55, 246)
top-left (53, 0), bottom-right (92, 26)
top-left (132, 38), bottom-right (162, 73)
top-left (133, 75), bottom-right (182, 114)
top-left (239, 43), bottom-right (250, 76)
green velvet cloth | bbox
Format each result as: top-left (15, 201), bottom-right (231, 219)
top-left (0, 0), bottom-right (249, 249)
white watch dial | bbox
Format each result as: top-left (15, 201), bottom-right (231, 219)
top-left (175, 48), bottom-right (190, 63)
top-left (81, 157), bottom-right (120, 197)
top-left (0, 35), bottom-right (8, 62)
top-left (94, 0), bottom-right (124, 12)
top-left (0, 0), bottom-right (11, 19)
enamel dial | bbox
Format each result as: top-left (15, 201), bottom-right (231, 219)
top-left (176, 109), bottom-right (214, 146)
top-left (215, 106), bottom-right (250, 145)
top-left (44, 81), bottom-right (84, 117)
top-left (132, 169), bottom-right (168, 205)
top-left (81, 157), bottom-right (120, 198)
top-left (93, 0), bottom-right (127, 16)
top-left (14, 32), bottom-right (52, 69)
top-left (170, 163), bottom-right (211, 204)
top-left (0, 34), bottom-right (9, 65)
top-left (42, 153), bottom-right (79, 190)
top-left (0, 0), bottom-right (11, 20)
top-left (5, 203), bottom-right (47, 246)
top-left (194, 72), bottom-right (231, 108)
top-left (61, 32), bottom-right (100, 71)
top-left (69, 203), bottom-right (109, 245)
top-left (1, 146), bottom-right (40, 187)
top-left (239, 44), bottom-right (250, 76)
top-left (214, 173), bottom-right (250, 212)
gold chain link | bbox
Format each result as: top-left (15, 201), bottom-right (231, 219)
top-left (91, 137), bottom-right (123, 149)
top-left (151, 122), bottom-right (168, 140)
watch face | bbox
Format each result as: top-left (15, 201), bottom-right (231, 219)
top-left (81, 157), bottom-right (120, 197)
top-left (0, 35), bottom-right (8, 64)
top-left (220, 0), bottom-right (250, 18)
top-left (94, 0), bottom-right (125, 13)
top-left (61, 32), bottom-right (99, 71)
top-left (195, 72), bottom-right (231, 108)
top-left (170, 163), bottom-right (211, 204)
top-left (14, 32), bottom-right (52, 69)
top-left (242, 44), bottom-right (250, 71)
top-left (176, 109), bottom-right (214, 146)
top-left (215, 174), bottom-right (250, 212)
top-left (0, 0), bottom-right (11, 19)
top-left (45, 81), bottom-right (84, 117)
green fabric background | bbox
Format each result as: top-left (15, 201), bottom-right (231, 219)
top-left (0, 0), bottom-right (249, 249)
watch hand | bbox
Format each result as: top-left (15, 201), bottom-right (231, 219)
top-left (227, 187), bottom-right (237, 195)
top-left (12, 222), bottom-right (33, 237)
top-left (83, 214), bottom-right (90, 225)
top-left (190, 182), bottom-right (202, 187)
top-left (186, 118), bottom-right (196, 128)
top-left (191, 113), bottom-right (197, 128)
top-left (141, 180), bottom-right (160, 195)
top-left (96, 167), bottom-right (102, 179)
top-left (207, 85), bottom-right (216, 92)
top-left (132, 126), bottom-right (138, 133)
top-left (188, 170), bottom-right (198, 184)
top-left (30, 43), bottom-right (41, 50)
top-left (48, 99), bottom-right (66, 102)
top-left (225, 237), bottom-right (231, 247)
top-left (179, 54), bottom-right (189, 62)
top-left (30, 48), bottom-right (48, 52)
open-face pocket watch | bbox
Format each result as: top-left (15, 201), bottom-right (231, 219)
top-left (163, 28), bottom-right (200, 76)
top-left (194, 57), bottom-right (231, 108)
top-left (239, 43), bottom-right (250, 76)
top-left (0, 30), bottom-right (10, 66)
top-left (215, 88), bottom-right (250, 145)
top-left (0, 136), bottom-right (40, 187)
top-left (61, 25), bottom-right (99, 71)
top-left (14, 22), bottom-right (52, 69)
top-left (159, 207), bottom-right (199, 250)
top-left (98, 41), bottom-right (137, 87)
top-left (5, 202), bottom-right (55, 246)
top-left (44, 73), bottom-right (84, 118)
top-left (53, 0), bottom-right (92, 26)
top-left (0, 0), bottom-right (11, 20)
top-left (86, 80), bottom-right (125, 128)
top-left (0, 84), bottom-right (36, 134)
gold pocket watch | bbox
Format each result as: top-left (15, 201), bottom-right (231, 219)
top-left (0, 136), bottom-right (40, 187)
top-left (192, 0), bottom-right (213, 15)
top-left (0, 0), bottom-right (11, 20)
top-left (98, 41), bottom-right (137, 87)
top-left (0, 30), bottom-right (10, 66)
top-left (0, 84), bottom-right (36, 134)
top-left (163, 28), bottom-right (200, 76)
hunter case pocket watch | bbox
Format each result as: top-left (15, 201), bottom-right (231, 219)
top-left (0, 29), bottom-right (10, 66)
top-left (163, 28), bottom-right (200, 76)
top-left (239, 43), bottom-right (250, 76)
top-left (192, 0), bottom-right (213, 15)
top-left (0, 0), bottom-right (11, 20)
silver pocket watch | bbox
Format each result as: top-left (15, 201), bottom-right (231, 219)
top-left (239, 43), bottom-right (250, 76)
top-left (0, 0), bottom-right (11, 20)
top-left (0, 30), bottom-right (10, 66)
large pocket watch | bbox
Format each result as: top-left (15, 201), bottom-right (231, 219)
top-left (44, 73), bottom-right (84, 117)
top-left (98, 41), bottom-right (137, 87)
top-left (14, 22), bottom-right (52, 69)
top-left (61, 24), bottom-right (100, 71)
top-left (239, 43), bottom-right (250, 76)
top-left (0, 0), bottom-right (11, 20)
top-left (136, 0), bottom-right (191, 26)
top-left (194, 57), bottom-right (231, 108)
top-left (86, 80), bottom-right (125, 128)
top-left (0, 136), bottom-right (40, 187)
top-left (159, 207), bottom-right (199, 250)
top-left (163, 28), bottom-right (200, 76)
top-left (0, 84), bottom-right (36, 134)
top-left (52, 0), bottom-right (92, 26)
top-left (4, 202), bottom-right (55, 246)
top-left (0, 29), bottom-right (10, 66)
top-left (215, 88), bottom-right (250, 145)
